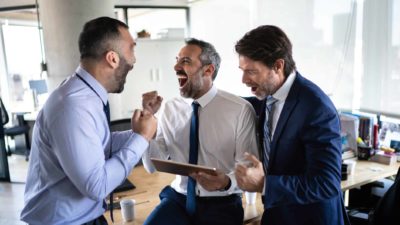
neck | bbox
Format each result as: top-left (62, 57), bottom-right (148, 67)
top-left (80, 60), bottom-right (111, 93)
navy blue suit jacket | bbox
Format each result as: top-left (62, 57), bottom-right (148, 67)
top-left (246, 72), bottom-right (349, 225)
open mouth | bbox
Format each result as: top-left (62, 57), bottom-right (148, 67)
top-left (251, 86), bottom-right (257, 92)
top-left (176, 72), bottom-right (188, 88)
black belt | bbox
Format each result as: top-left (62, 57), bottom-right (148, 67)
top-left (196, 194), bottom-right (241, 203)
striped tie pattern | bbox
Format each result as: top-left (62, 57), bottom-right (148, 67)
top-left (262, 96), bottom-right (278, 171)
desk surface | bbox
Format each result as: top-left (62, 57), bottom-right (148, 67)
top-left (341, 159), bottom-right (400, 191)
top-left (105, 160), bottom-right (400, 225)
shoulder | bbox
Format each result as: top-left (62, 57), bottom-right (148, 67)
top-left (215, 89), bottom-right (253, 108)
top-left (44, 77), bottom-right (103, 122)
top-left (291, 73), bottom-right (339, 125)
top-left (210, 89), bottom-right (256, 117)
top-left (294, 73), bottom-right (336, 110)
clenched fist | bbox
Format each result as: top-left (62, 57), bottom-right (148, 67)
top-left (142, 91), bottom-right (163, 115)
top-left (131, 109), bottom-right (157, 141)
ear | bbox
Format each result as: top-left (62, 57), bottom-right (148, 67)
top-left (203, 64), bottom-right (215, 79)
top-left (274, 59), bottom-right (285, 73)
top-left (105, 51), bottom-right (120, 69)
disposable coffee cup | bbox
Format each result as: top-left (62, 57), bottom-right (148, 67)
top-left (245, 192), bottom-right (257, 205)
top-left (120, 199), bottom-right (135, 221)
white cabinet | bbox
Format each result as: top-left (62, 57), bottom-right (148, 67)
top-left (110, 38), bottom-right (184, 120)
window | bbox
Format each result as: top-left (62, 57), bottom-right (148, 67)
top-left (0, 18), bottom-right (44, 113)
top-left (114, 6), bottom-right (188, 39)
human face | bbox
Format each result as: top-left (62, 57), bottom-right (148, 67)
top-left (174, 44), bottom-right (211, 99)
top-left (111, 27), bottom-right (136, 93)
top-left (239, 55), bottom-right (285, 100)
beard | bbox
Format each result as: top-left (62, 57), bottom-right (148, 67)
top-left (112, 55), bottom-right (134, 93)
top-left (178, 68), bottom-right (204, 99)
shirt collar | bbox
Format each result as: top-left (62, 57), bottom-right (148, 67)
top-left (75, 66), bottom-right (109, 105)
top-left (184, 85), bottom-right (217, 108)
top-left (272, 71), bottom-right (296, 102)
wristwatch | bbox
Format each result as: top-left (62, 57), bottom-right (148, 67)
top-left (219, 177), bottom-right (231, 191)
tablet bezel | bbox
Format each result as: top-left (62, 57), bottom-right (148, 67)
top-left (150, 158), bottom-right (218, 176)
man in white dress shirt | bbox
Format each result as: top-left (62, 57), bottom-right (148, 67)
top-left (141, 38), bottom-right (259, 225)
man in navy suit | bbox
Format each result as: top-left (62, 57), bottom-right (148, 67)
top-left (234, 25), bottom-right (350, 225)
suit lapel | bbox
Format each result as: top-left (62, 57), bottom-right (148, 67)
top-left (268, 73), bottom-right (301, 169)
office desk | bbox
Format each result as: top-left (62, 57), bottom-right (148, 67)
top-left (341, 159), bottom-right (400, 205)
top-left (104, 166), bottom-right (263, 225)
top-left (341, 160), bottom-right (400, 191)
top-left (105, 160), bottom-right (400, 225)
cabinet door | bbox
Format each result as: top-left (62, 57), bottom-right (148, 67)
top-left (110, 39), bottom-right (183, 119)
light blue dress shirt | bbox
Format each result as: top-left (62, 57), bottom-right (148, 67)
top-left (21, 67), bottom-right (148, 225)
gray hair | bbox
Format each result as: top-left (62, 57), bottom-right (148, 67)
top-left (185, 38), bottom-right (221, 80)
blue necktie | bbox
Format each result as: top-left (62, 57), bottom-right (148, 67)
top-left (103, 102), bottom-right (114, 222)
top-left (262, 96), bottom-right (277, 172)
top-left (104, 102), bottom-right (110, 126)
top-left (186, 102), bottom-right (199, 216)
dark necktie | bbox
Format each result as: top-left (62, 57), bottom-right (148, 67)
top-left (262, 96), bottom-right (277, 172)
top-left (103, 101), bottom-right (114, 222)
top-left (186, 102), bottom-right (199, 216)
top-left (104, 102), bottom-right (110, 126)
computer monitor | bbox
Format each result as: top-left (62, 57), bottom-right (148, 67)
top-left (29, 79), bottom-right (48, 95)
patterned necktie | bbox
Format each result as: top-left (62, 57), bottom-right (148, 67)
top-left (186, 102), bottom-right (200, 216)
top-left (262, 96), bottom-right (278, 172)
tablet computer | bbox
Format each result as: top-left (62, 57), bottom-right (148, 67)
top-left (150, 158), bottom-right (217, 176)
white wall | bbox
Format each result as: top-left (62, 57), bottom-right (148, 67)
top-left (190, 0), bottom-right (358, 110)
top-left (190, 0), bottom-right (253, 97)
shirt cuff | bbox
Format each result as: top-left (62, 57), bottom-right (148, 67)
top-left (225, 172), bottom-right (237, 194)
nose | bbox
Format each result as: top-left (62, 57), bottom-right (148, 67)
top-left (174, 62), bottom-right (181, 72)
top-left (242, 73), bottom-right (249, 84)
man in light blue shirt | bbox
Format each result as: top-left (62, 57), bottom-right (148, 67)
top-left (20, 17), bottom-right (157, 225)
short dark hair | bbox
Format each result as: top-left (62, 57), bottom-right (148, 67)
top-left (185, 38), bottom-right (221, 80)
top-left (235, 25), bottom-right (296, 77)
top-left (79, 16), bottom-right (129, 60)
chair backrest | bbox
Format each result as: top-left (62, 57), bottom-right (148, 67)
top-left (110, 118), bottom-right (131, 132)
top-left (370, 166), bottom-right (400, 225)
top-left (0, 98), bottom-right (10, 126)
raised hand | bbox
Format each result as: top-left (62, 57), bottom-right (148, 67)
top-left (131, 109), bottom-right (157, 141)
top-left (142, 91), bottom-right (163, 115)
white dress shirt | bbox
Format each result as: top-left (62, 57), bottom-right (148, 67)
top-left (142, 85), bottom-right (259, 197)
top-left (270, 71), bottom-right (296, 138)
top-left (21, 67), bottom-right (148, 225)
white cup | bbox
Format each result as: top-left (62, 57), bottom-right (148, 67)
top-left (245, 192), bottom-right (257, 205)
top-left (120, 199), bottom-right (135, 222)
top-left (344, 160), bottom-right (357, 175)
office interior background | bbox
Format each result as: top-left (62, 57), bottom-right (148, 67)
top-left (0, 0), bottom-right (399, 118)
top-left (0, 0), bottom-right (399, 223)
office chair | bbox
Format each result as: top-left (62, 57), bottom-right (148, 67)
top-left (0, 98), bottom-right (31, 161)
top-left (110, 118), bottom-right (137, 192)
top-left (348, 166), bottom-right (400, 225)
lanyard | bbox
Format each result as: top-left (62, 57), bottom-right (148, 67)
top-left (75, 73), bottom-right (110, 124)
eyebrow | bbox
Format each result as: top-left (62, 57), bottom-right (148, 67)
top-left (176, 56), bottom-right (192, 61)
